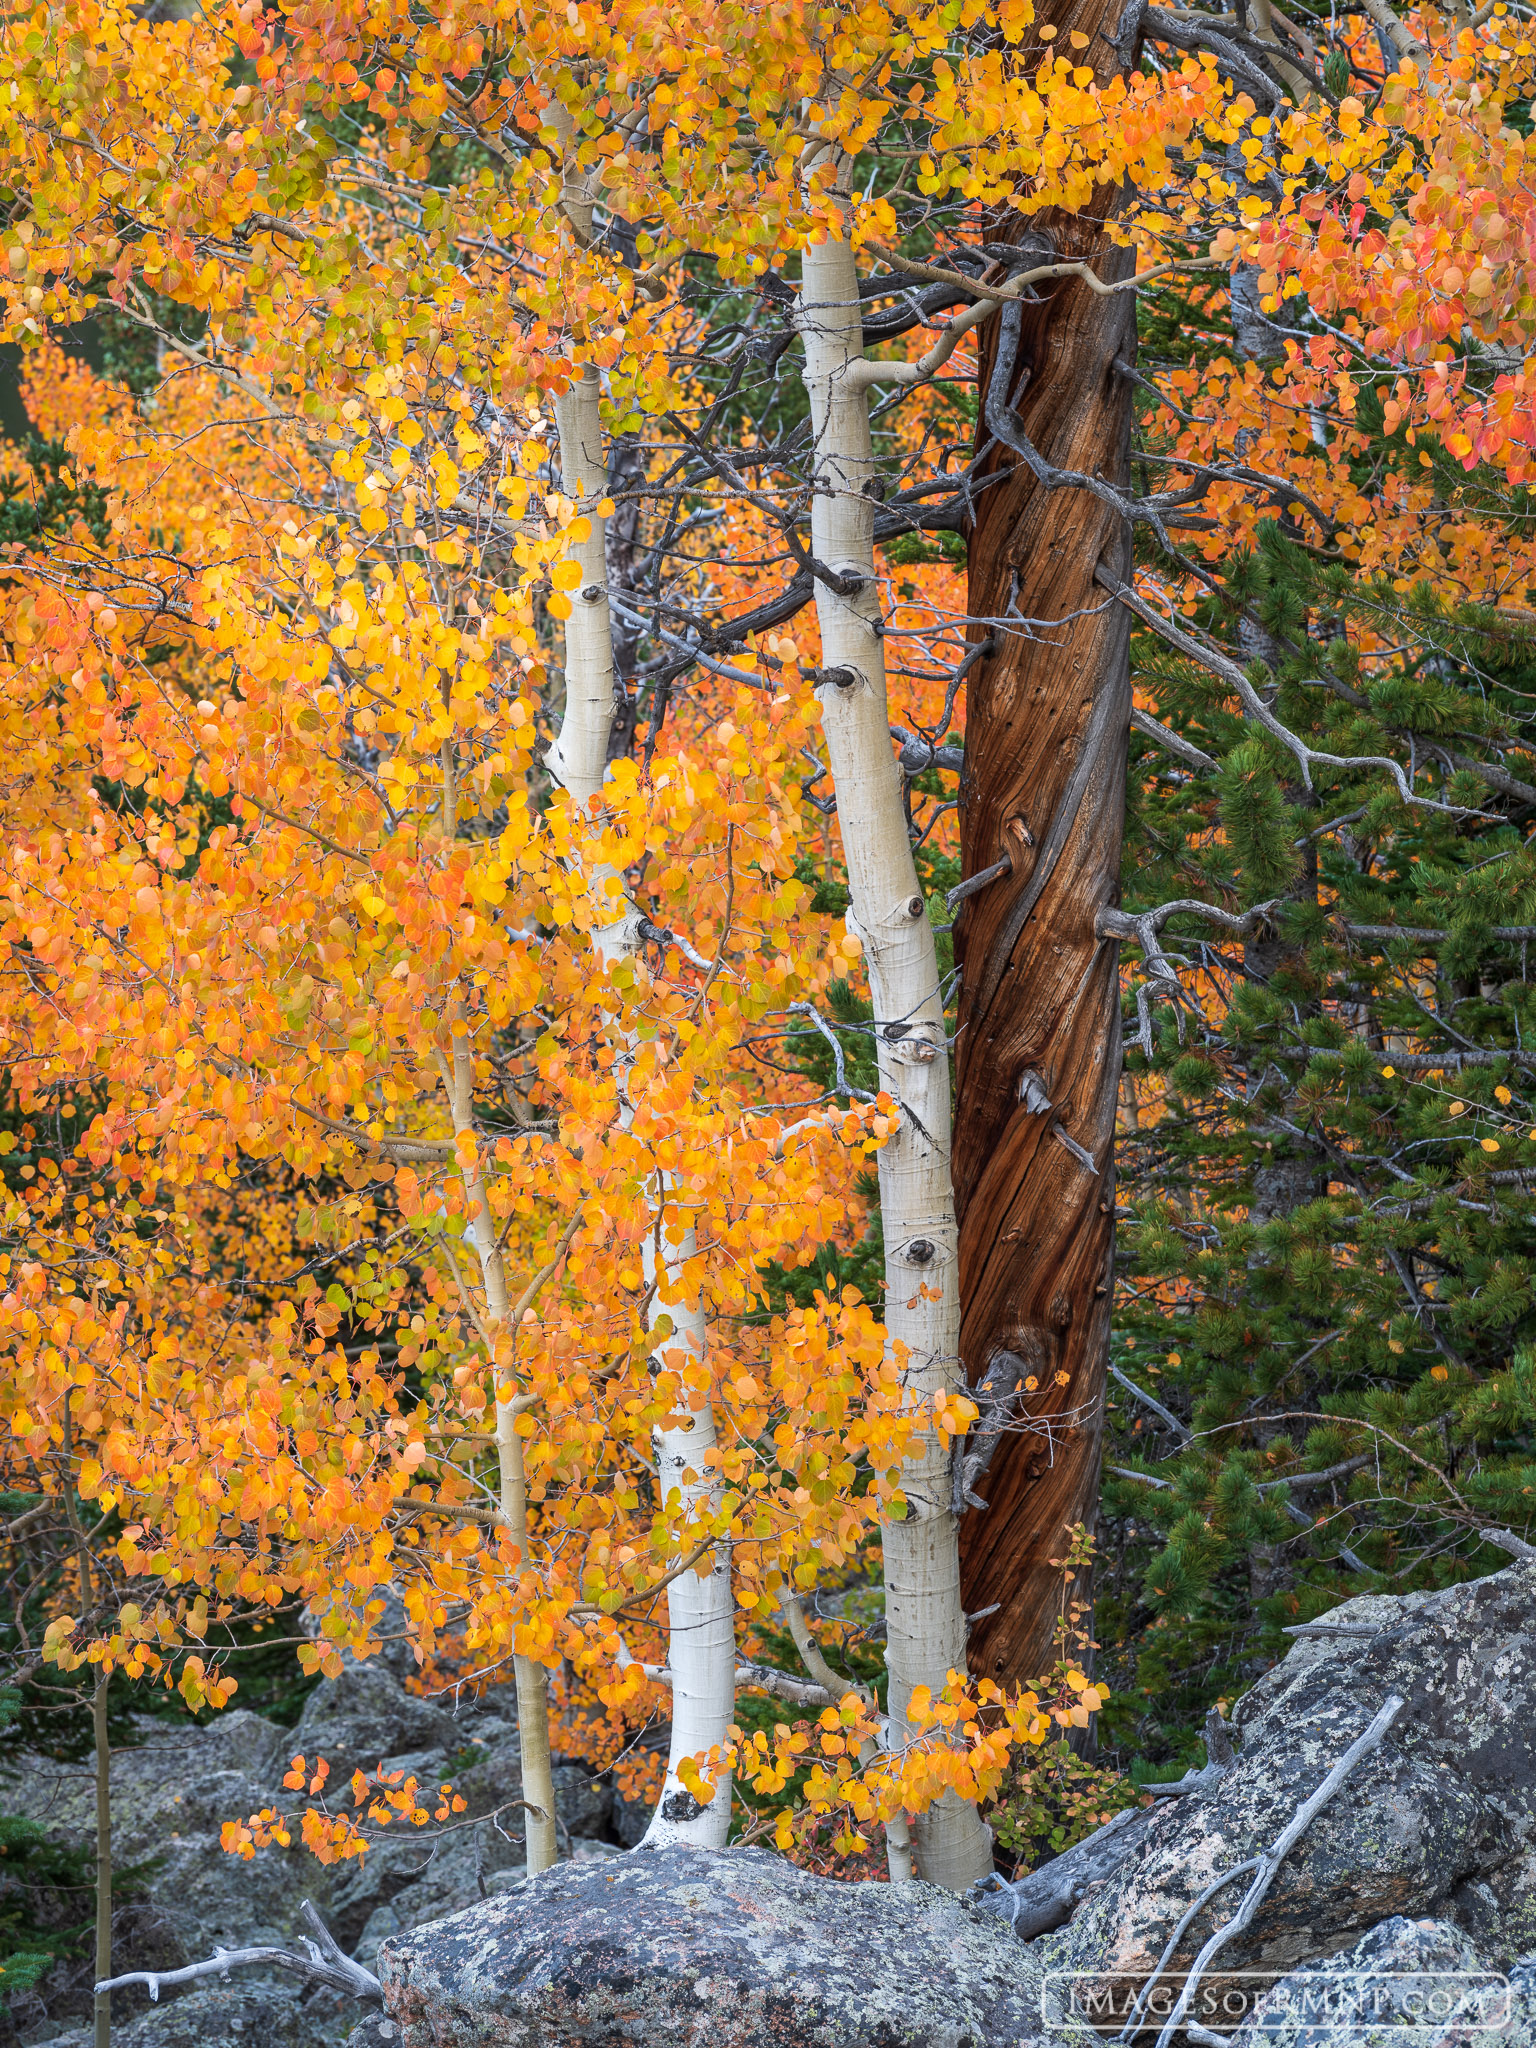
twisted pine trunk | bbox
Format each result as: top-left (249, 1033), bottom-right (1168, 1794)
top-left (954, 10), bottom-right (1137, 1687)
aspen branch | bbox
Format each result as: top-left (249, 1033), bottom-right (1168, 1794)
top-left (1, 1499), bottom-right (56, 1541)
top-left (566, 1530), bottom-right (719, 1620)
top-left (783, 1592), bottom-right (917, 1879)
top-left (389, 1495), bottom-right (507, 1529)
top-left (783, 1593), bottom-right (859, 1699)
top-left (288, 1100), bottom-right (456, 1164)
top-left (734, 1660), bottom-right (840, 1708)
top-left (440, 1232), bottom-right (494, 1350)
top-left (1353, 0), bottom-right (1430, 64)
top-left (508, 1212), bottom-right (585, 1325)
top-left (646, 1658), bottom-right (839, 1708)
top-left (235, 792), bottom-right (370, 865)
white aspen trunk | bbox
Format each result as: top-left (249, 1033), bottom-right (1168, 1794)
top-left (548, 369), bottom-right (619, 817)
top-left (797, 226), bottom-right (994, 1890)
top-left (444, 1022), bottom-right (562, 1876)
top-left (550, 369), bottom-right (736, 1850)
top-left (638, 1213), bottom-right (736, 1849)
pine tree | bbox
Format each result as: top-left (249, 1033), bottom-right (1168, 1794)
top-left (1099, 270), bottom-right (1536, 1767)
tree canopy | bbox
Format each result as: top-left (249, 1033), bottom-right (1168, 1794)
top-left (0, 0), bottom-right (1532, 1886)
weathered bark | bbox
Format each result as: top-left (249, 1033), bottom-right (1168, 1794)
top-left (954, 0), bottom-right (1137, 1689)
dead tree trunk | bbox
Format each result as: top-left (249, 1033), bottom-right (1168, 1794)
top-left (954, 9), bottom-right (1136, 1687)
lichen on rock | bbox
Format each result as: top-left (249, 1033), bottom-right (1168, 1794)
top-left (376, 1844), bottom-right (1081, 2048)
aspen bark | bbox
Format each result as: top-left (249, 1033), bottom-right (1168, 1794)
top-left (638, 1213), bottom-right (736, 1849)
top-left (446, 1023), bottom-right (561, 1876)
top-left (953, 0), bottom-right (1136, 1689)
top-left (799, 225), bottom-right (993, 1890)
top-left (547, 371), bottom-right (619, 816)
top-left (551, 369), bottom-right (736, 1851)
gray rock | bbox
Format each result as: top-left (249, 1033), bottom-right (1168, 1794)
top-left (346, 2014), bottom-right (406, 2048)
top-left (449, 1746), bottom-right (612, 1842)
top-left (291, 1664), bottom-right (459, 1789)
top-left (611, 1787), bottom-right (651, 1849)
top-left (1045, 1558), bottom-right (1536, 1997)
top-left (0, 1718), bottom-right (337, 1960)
top-left (376, 1844), bottom-right (1079, 2048)
top-left (0, 1615), bottom-right (624, 2046)
top-left (1227, 1916), bottom-right (1534, 2047)
top-left (31, 1985), bottom-right (351, 2048)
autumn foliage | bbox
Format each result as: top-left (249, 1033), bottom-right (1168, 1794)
top-left (0, 0), bottom-right (1532, 1872)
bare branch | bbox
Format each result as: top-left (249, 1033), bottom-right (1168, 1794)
top-left (783, 1593), bottom-right (862, 1701)
top-left (1097, 573), bottom-right (1499, 823)
top-left (1256, 1455), bottom-right (1371, 1495)
top-left (1110, 1364), bottom-right (1190, 1444)
top-left (970, 1802), bottom-right (1161, 1937)
top-left (890, 724), bottom-right (965, 777)
top-left (734, 1660), bottom-right (839, 1708)
top-left (1147, 1694), bottom-right (1406, 2048)
top-left (236, 791), bottom-right (371, 865)
top-left (566, 1530), bottom-right (719, 1620)
top-left (98, 1905), bottom-right (383, 2008)
top-left (1097, 896), bottom-right (1279, 1057)
top-left (288, 1100), bottom-right (457, 1165)
top-left (1342, 922), bottom-right (1536, 946)
top-left (1131, 707), bottom-right (1218, 773)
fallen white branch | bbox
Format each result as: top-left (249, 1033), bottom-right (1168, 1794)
top-left (97, 1901), bottom-right (382, 2007)
top-left (1139, 1693), bottom-right (1406, 2048)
